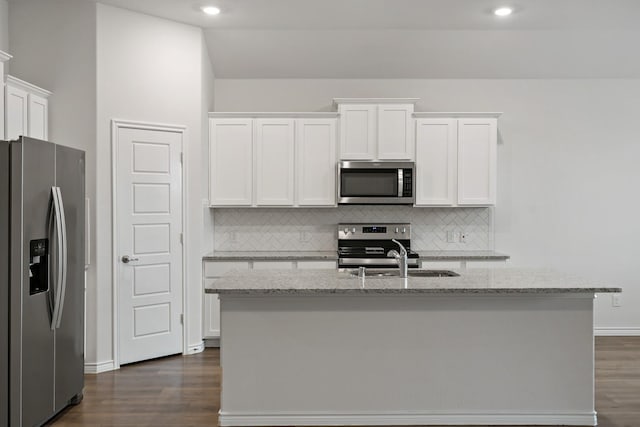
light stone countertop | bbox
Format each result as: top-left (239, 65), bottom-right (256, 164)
top-left (418, 250), bottom-right (510, 261)
top-left (202, 250), bottom-right (509, 261)
top-left (205, 268), bottom-right (621, 295)
top-left (203, 251), bottom-right (337, 261)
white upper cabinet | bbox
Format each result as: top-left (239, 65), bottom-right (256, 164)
top-left (377, 104), bottom-right (414, 160)
top-left (209, 118), bottom-right (253, 206)
top-left (415, 114), bottom-right (499, 207)
top-left (335, 99), bottom-right (417, 161)
top-left (338, 104), bottom-right (376, 160)
top-left (4, 75), bottom-right (51, 141)
top-left (5, 83), bottom-right (28, 140)
top-left (415, 118), bottom-right (457, 206)
top-left (255, 118), bottom-right (295, 206)
top-left (457, 118), bottom-right (497, 205)
top-left (28, 93), bottom-right (49, 140)
top-left (209, 113), bottom-right (338, 208)
top-left (296, 118), bottom-right (337, 206)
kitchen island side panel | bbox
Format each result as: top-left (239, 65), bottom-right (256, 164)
top-left (219, 293), bottom-right (596, 426)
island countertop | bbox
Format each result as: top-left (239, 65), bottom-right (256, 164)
top-left (205, 268), bottom-right (621, 295)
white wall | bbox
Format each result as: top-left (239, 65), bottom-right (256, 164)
top-left (0, 0), bottom-right (8, 53)
top-left (8, 0), bottom-right (99, 362)
top-left (96, 3), bottom-right (210, 366)
top-left (214, 78), bottom-right (640, 332)
top-left (201, 34), bottom-right (215, 254)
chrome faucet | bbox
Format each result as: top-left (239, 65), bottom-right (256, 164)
top-left (387, 239), bottom-right (408, 278)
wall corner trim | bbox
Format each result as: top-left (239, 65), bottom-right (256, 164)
top-left (84, 360), bottom-right (117, 374)
top-left (187, 341), bottom-right (205, 355)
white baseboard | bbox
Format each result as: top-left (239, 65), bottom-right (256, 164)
top-left (186, 340), bottom-right (205, 354)
top-left (84, 360), bottom-right (117, 374)
top-left (218, 411), bottom-right (597, 426)
top-left (595, 327), bottom-right (640, 336)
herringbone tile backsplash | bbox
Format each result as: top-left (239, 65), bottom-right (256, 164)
top-left (211, 207), bottom-right (493, 251)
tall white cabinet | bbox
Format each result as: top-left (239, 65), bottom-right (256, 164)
top-left (209, 118), bottom-right (253, 206)
top-left (415, 113), bottom-right (500, 206)
top-left (335, 98), bottom-right (417, 161)
top-left (4, 75), bottom-right (51, 141)
top-left (296, 118), bottom-right (337, 206)
top-left (255, 119), bottom-right (296, 206)
top-left (209, 113), bottom-right (338, 207)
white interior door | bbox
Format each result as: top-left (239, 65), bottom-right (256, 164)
top-left (116, 126), bottom-right (183, 365)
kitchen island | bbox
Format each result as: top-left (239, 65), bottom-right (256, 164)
top-left (206, 268), bottom-right (620, 426)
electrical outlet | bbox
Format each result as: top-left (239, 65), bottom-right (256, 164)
top-left (446, 231), bottom-right (455, 243)
top-left (460, 232), bottom-right (467, 244)
top-left (612, 293), bottom-right (622, 307)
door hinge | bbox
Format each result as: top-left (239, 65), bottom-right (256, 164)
top-left (180, 314), bottom-right (184, 325)
top-left (180, 153), bottom-right (184, 164)
top-left (180, 233), bottom-right (183, 244)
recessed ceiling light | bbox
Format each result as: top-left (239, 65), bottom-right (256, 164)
top-left (201, 6), bottom-right (221, 16)
top-left (493, 7), bottom-right (513, 17)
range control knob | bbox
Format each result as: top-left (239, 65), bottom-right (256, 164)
top-left (352, 227), bottom-right (357, 233)
top-left (395, 227), bottom-right (399, 233)
top-left (343, 228), bottom-right (349, 234)
top-left (402, 227), bottom-right (407, 234)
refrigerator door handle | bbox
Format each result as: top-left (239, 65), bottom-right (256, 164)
top-left (49, 187), bottom-right (65, 330)
top-left (54, 187), bottom-right (68, 329)
top-left (47, 189), bottom-right (57, 323)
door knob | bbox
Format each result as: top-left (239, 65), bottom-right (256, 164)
top-left (121, 255), bottom-right (139, 263)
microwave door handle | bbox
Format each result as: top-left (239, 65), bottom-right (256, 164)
top-left (398, 169), bottom-right (403, 197)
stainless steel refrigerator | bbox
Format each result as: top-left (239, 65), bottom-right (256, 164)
top-left (1, 136), bottom-right (85, 426)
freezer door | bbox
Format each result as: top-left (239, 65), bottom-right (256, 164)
top-left (54, 144), bottom-right (85, 410)
top-left (0, 141), bottom-right (9, 427)
top-left (10, 137), bottom-right (57, 427)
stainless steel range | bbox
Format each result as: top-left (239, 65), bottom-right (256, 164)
top-left (338, 223), bottom-right (420, 269)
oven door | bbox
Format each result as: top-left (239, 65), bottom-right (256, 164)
top-left (338, 161), bottom-right (414, 205)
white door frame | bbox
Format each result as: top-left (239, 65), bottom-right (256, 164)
top-left (111, 119), bottom-right (189, 369)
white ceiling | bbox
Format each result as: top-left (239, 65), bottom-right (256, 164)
top-left (91, 0), bottom-right (640, 78)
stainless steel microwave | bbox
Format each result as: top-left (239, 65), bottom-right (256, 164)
top-left (338, 161), bottom-right (415, 205)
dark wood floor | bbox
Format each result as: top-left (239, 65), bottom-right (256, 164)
top-left (49, 337), bottom-right (640, 427)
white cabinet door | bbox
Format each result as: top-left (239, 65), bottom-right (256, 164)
top-left (252, 261), bottom-right (295, 270)
top-left (203, 292), bottom-right (220, 339)
top-left (415, 118), bottom-right (457, 206)
top-left (203, 261), bottom-right (250, 339)
top-left (209, 118), bottom-right (253, 206)
top-left (457, 118), bottom-right (497, 205)
top-left (377, 104), bottom-right (414, 160)
top-left (339, 104), bottom-right (376, 160)
top-left (296, 118), bottom-right (337, 206)
top-left (28, 94), bottom-right (48, 140)
top-left (5, 83), bottom-right (28, 140)
top-left (255, 119), bottom-right (295, 206)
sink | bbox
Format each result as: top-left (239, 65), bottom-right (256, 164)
top-left (349, 269), bottom-right (459, 278)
